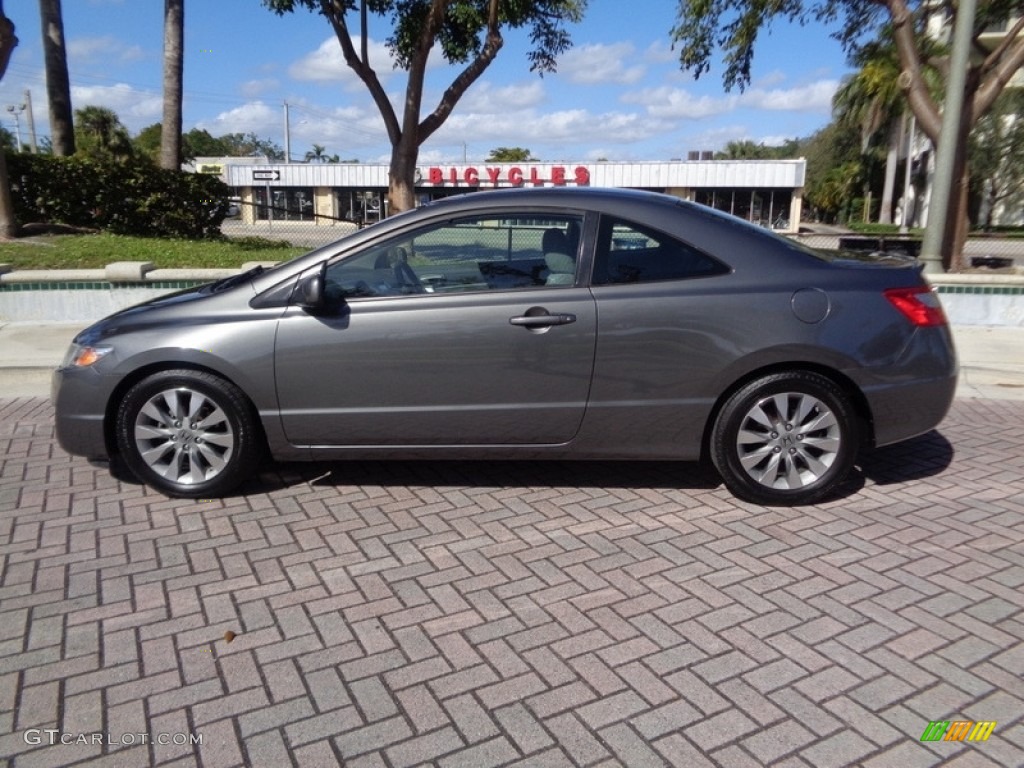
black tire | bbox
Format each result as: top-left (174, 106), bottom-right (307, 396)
top-left (711, 371), bottom-right (859, 506)
top-left (115, 369), bottom-right (262, 498)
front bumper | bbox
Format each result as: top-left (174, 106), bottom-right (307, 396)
top-left (52, 366), bottom-right (114, 460)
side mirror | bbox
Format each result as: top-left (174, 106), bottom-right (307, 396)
top-left (295, 263), bottom-right (327, 310)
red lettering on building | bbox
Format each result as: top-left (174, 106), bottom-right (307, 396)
top-left (424, 165), bottom-right (592, 187)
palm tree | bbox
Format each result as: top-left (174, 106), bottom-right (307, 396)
top-left (833, 44), bottom-right (904, 224)
top-left (160, 0), bottom-right (184, 170)
top-left (304, 143), bottom-right (328, 163)
top-left (75, 105), bottom-right (133, 161)
top-left (1, 0), bottom-right (18, 238)
top-left (39, 0), bottom-right (75, 155)
top-left (833, 30), bottom-right (944, 226)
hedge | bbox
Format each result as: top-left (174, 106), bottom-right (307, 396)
top-left (5, 152), bottom-right (230, 239)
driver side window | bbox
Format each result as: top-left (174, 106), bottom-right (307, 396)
top-left (324, 213), bottom-right (583, 299)
top-left (324, 240), bottom-right (419, 299)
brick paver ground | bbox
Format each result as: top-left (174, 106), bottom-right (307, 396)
top-left (1, 396), bottom-right (1022, 767)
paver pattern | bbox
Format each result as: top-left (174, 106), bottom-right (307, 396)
top-left (1, 396), bottom-right (1022, 767)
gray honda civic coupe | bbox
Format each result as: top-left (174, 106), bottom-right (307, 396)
top-left (52, 188), bottom-right (957, 505)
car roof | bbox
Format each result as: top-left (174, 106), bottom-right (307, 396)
top-left (424, 186), bottom-right (683, 213)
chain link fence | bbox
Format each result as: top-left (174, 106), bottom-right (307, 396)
top-left (221, 202), bottom-right (1023, 270)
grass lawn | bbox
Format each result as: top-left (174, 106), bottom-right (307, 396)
top-left (0, 232), bottom-right (308, 271)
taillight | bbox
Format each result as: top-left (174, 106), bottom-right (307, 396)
top-left (884, 286), bottom-right (948, 327)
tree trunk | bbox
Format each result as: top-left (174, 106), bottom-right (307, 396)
top-left (0, 1), bottom-right (18, 238)
top-left (388, 133), bottom-right (419, 214)
top-left (879, 120), bottom-right (900, 225)
top-left (160, 0), bottom-right (184, 170)
top-left (39, 0), bottom-right (74, 156)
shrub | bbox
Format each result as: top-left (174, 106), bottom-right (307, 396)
top-left (6, 152), bottom-right (230, 239)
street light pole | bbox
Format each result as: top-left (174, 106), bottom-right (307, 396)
top-left (5, 102), bottom-right (24, 149)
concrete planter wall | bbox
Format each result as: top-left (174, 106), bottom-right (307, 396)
top-left (1, 262), bottom-right (1022, 326)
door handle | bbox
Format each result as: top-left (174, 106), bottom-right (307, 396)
top-left (509, 312), bottom-right (576, 328)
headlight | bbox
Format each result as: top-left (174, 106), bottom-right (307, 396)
top-left (61, 344), bottom-right (113, 369)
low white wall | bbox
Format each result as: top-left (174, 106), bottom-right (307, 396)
top-left (1, 269), bottom-right (1022, 326)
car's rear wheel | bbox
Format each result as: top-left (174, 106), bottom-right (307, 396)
top-left (711, 371), bottom-right (858, 506)
top-left (115, 370), bottom-right (261, 498)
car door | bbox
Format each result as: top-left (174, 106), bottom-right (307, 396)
top-left (274, 211), bottom-right (597, 447)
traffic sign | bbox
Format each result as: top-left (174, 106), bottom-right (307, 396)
top-left (252, 169), bottom-right (280, 181)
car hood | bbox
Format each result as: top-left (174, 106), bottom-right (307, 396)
top-left (72, 268), bottom-right (264, 345)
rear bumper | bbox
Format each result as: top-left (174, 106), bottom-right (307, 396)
top-left (858, 326), bottom-right (958, 447)
top-left (864, 372), bottom-right (958, 447)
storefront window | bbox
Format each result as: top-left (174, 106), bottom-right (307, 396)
top-left (254, 187), bottom-right (315, 221)
top-left (695, 188), bottom-right (793, 230)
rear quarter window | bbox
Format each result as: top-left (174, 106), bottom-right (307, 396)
top-left (593, 216), bottom-right (730, 285)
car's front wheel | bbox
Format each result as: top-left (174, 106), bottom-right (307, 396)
top-left (115, 370), bottom-right (261, 498)
top-left (711, 371), bottom-right (859, 506)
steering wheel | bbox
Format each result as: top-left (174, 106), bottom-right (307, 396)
top-left (394, 262), bottom-right (425, 294)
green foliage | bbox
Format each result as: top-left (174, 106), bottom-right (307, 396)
top-left (487, 147), bottom-right (536, 161)
top-left (133, 125), bottom-right (284, 163)
top-left (6, 152), bottom-right (230, 238)
top-left (133, 123), bottom-right (163, 161)
top-left (74, 105), bottom-right (134, 161)
top-left (671, 1), bottom-right (885, 92)
top-left (264, 0), bottom-right (585, 75)
top-left (714, 139), bottom-right (802, 160)
top-left (0, 232), bottom-right (305, 270)
top-left (969, 89), bottom-right (1024, 229)
top-left (801, 121), bottom-right (863, 222)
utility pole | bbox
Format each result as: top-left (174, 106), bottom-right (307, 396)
top-left (919, 0), bottom-right (976, 274)
top-left (23, 89), bottom-right (37, 152)
top-left (283, 101), bottom-right (291, 163)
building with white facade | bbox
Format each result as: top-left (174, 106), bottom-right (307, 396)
top-left (221, 159), bottom-right (807, 233)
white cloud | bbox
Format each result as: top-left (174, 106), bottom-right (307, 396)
top-left (457, 81), bottom-right (545, 114)
top-left (241, 78), bottom-right (280, 98)
top-left (623, 86), bottom-right (736, 120)
top-left (288, 36), bottom-right (396, 87)
top-left (68, 35), bottom-right (147, 66)
top-left (559, 43), bottom-right (645, 85)
top-left (644, 41), bottom-right (677, 65)
top-left (740, 79), bottom-right (839, 112)
top-left (755, 69), bottom-right (788, 88)
top-left (68, 36), bottom-right (120, 60)
top-left (197, 101), bottom-right (281, 139)
top-left (70, 83), bottom-right (162, 126)
top-left (432, 106), bottom-right (669, 158)
top-left (621, 77), bottom-right (838, 123)
top-left (121, 45), bottom-right (145, 62)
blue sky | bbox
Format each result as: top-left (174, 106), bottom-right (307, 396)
top-left (1, 1), bottom-right (853, 163)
